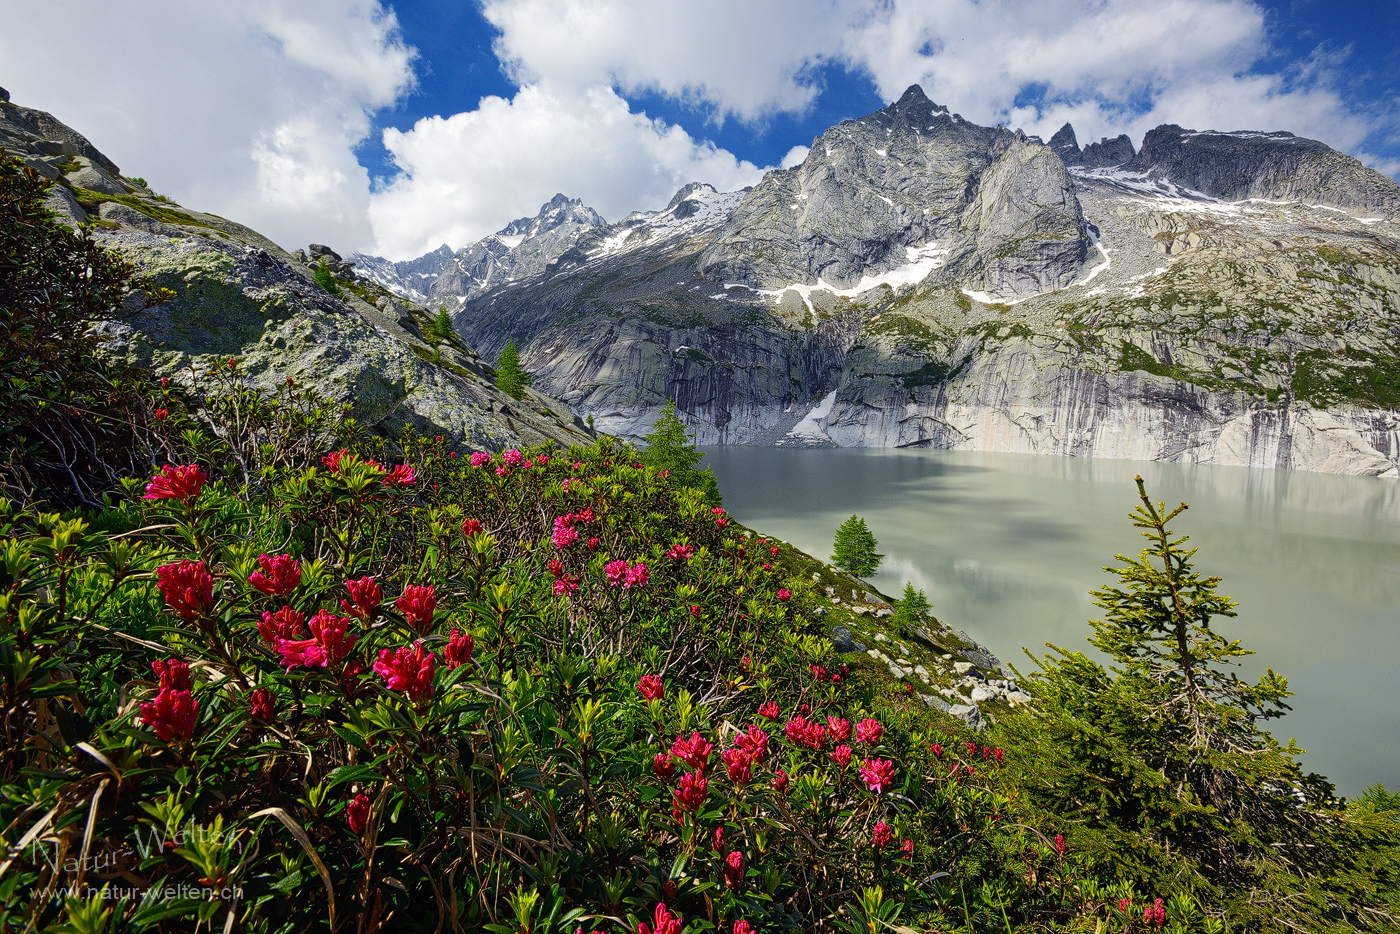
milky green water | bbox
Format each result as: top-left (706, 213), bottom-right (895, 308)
top-left (702, 447), bottom-right (1400, 797)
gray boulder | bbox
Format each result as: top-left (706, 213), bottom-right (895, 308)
top-left (65, 156), bottom-right (126, 195)
top-left (44, 185), bottom-right (87, 227)
top-left (832, 625), bottom-right (866, 653)
top-left (948, 704), bottom-right (985, 732)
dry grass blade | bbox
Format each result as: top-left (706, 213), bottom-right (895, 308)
top-left (76, 778), bottom-right (110, 889)
top-left (248, 807), bottom-right (337, 930)
top-left (0, 804), bottom-right (59, 882)
top-left (75, 742), bottom-right (120, 780)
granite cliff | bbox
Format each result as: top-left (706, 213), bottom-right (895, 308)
top-left (431, 85), bottom-right (1400, 476)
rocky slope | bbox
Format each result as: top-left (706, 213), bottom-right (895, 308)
top-left (0, 91), bottom-right (592, 452)
top-left (447, 85), bottom-right (1400, 476)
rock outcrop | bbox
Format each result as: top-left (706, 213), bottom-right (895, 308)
top-left (0, 97), bottom-right (593, 453)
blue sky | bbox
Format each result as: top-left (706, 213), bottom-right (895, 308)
top-left (4, 0), bottom-right (1396, 256)
top-left (364, 0), bottom-right (1399, 191)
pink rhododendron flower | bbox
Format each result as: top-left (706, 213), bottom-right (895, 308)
top-left (553, 576), bottom-right (580, 596)
top-left (341, 576), bottom-right (381, 621)
top-left (278, 611), bottom-right (357, 669)
top-left (723, 748), bottom-right (753, 783)
top-left (637, 675), bottom-right (664, 700)
top-left (537, 455), bottom-right (549, 465)
top-left (653, 753), bottom-right (675, 780)
top-left (143, 464), bottom-right (206, 504)
top-left (670, 732), bottom-right (714, 771)
top-left (1145, 899), bottom-right (1166, 927)
top-left (495, 467), bottom-right (507, 476)
top-left (249, 553), bottom-right (301, 597)
top-left (724, 850), bottom-right (746, 888)
top-left (552, 514), bottom-right (580, 549)
top-left (733, 922), bottom-right (754, 934)
top-left (624, 562), bottom-right (649, 588)
top-left (140, 687), bottom-right (197, 743)
top-left (259, 607), bottom-right (306, 646)
top-left (470, 451), bottom-right (490, 467)
top-left (712, 507), bottom-right (725, 515)
top-left (587, 537), bottom-right (600, 550)
top-left (502, 449), bottom-right (523, 466)
top-left (347, 792), bottom-right (370, 834)
top-left (396, 584), bottom-right (437, 633)
top-left (383, 464), bottom-right (415, 487)
top-left (859, 758), bottom-right (896, 795)
top-left (523, 460), bottom-right (533, 469)
top-left (1054, 834), bottom-right (1066, 856)
top-left (757, 701), bottom-right (780, 721)
top-left (688, 604), bottom-right (700, 617)
top-left (770, 546), bottom-right (779, 556)
top-left (829, 745), bottom-right (853, 768)
top-left (154, 408), bottom-right (169, 421)
top-left (373, 641), bottom-right (437, 702)
top-left (666, 543), bottom-right (694, 561)
top-left (711, 826), bottom-right (725, 851)
top-left (810, 664), bottom-right (829, 682)
top-left (605, 560), bottom-right (628, 586)
top-left (250, 687), bottom-right (275, 721)
top-left (826, 716), bottom-right (851, 742)
top-left (777, 588), bottom-right (791, 602)
top-left (322, 449), bottom-right (348, 473)
top-left (735, 726), bottom-right (769, 762)
top-left (900, 838), bottom-right (914, 858)
top-left (783, 716), bottom-right (827, 750)
top-left (872, 821), bottom-right (893, 848)
top-left (638, 904), bottom-right (682, 934)
top-left (930, 743), bottom-right (943, 758)
top-left (444, 629), bottom-right (474, 669)
top-left (151, 657), bottom-right (191, 692)
top-left (671, 771), bottom-right (708, 813)
top-left (855, 718), bottom-right (883, 746)
top-left (773, 769), bottom-right (789, 794)
top-left (157, 560), bottom-right (214, 621)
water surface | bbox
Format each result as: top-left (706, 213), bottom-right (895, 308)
top-left (703, 447), bottom-right (1400, 797)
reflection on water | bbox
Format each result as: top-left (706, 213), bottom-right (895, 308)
top-left (703, 447), bottom-right (1400, 797)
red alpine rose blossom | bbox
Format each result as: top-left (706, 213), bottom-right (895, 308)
top-left (373, 641), bottom-right (437, 702)
top-left (347, 792), bottom-right (370, 834)
top-left (139, 687), bottom-right (197, 743)
top-left (666, 543), bottom-right (694, 561)
top-left (277, 611), bottom-right (357, 669)
top-left (783, 715), bottom-right (827, 750)
top-left (762, 562), bottom-right (771, 571)
top-left (900, 839), bottom-right (914, 858)
top-left (733, 922), bottom-right (754, 934)
top-left (968, 741), bottom-right (978, 757)
top-left (624, 562), bottom-right (650, 588)
top-left (653, 753), bottom-right (676, 780)
top-left (341, 576), bottom-right (381, 621)
top-left (249, 553), bottom-right (301, 597)
top-left (757, 701), bottom-right (780, 720)
top-left (151, 657), bottom-right (191, 692)
top-left (461, 518), bottom-right (484, 537)
top-left (638, 904), bottom-right (682, 934)
top-left (1054, 834), bottom-right (1067, 856)
top-left (502, 449), bottom-right (523, 466)
top-left (735, 726), bottom-right (769, 761)
top-left (154, 408), bottom-right (169, 421)
top-left (855, 718), bottom-right (883, 745)
top-left (250, 687), bottom-right (275, 721)
top-left (711, 826), bottom-right (725, 851)
top-left (810, 664), bottom-right (829, 682)
top-left (443, 629), bottom-right (474, 669)
top-left (553, 576), bottom-right (580, 596)
top-left (157, 560), bottom-right (214, 621)
top-left (1145, 899), bottom-right (1166, 926)
top-left (396, 584), bottom-right (437, 633)
top-left (723, 747), bottom-right (753, 783)
top-left (143, 464), bottom-right (206, 504)
top-left (604, 559), bottom-right (628, 586)
top-left (552, 514), bottom-right (580, 549)
top-left (773, 769), bottom-right (789, 794)
top-left (826, 716), bottom-right (851, 742)
top-left (671, 771), bottom-right (708, 813)
top-left (587, 537), bottom-right (600, 550)
top-left (470, 451), bottom-right (490, 467)
top-left (859, 757), bottom-right (897, 795)
top-left (258, 607), bottom-right (306, 645)
top-left (770, 546), bottom-right (779, 556)
top-left (637, 675), bottom-right (664, 699)
top-left (322, 449), bottom-right (348, 473)
top-left (383, 464), bottom-right (415, 486)
top-left (828, 744), bottom-right (853, 768)
top-left (712, 507), bottom-right (725, 515)
top-left (777, 588), bottom-right (791, 601)
top-left (930, 742), bottom-right (943, 758)
top-left (688, 604), bottom-right (700, 616)
top-left (670, 732), bottom-right (714, 771)
top-left (724, 850), bottom-right (746, 888)
top-left (872, 821), bottom-right (893, 848)
top-left (993, 747), bottom-right (1005, 765)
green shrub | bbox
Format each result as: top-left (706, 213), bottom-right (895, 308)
top-left (313, 259), bottom-right (341, 297)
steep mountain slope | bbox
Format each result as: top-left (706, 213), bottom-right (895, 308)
top-left (0, 92), bottom-right (592, 452)
top-left (453, 86), bottom-right (1400, 475)
top-left (349, 244), bottom-right (454, 304)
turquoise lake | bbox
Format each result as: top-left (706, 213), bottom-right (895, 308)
top-left (703, 447), bottom-right (1400, 798)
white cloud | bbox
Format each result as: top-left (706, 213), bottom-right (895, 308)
top-left (367, 85), bottom-right (766, 259)
top-left (780, 145), bottom-right (811, 169)
top-left (0, 0), bottom-right (414, 251)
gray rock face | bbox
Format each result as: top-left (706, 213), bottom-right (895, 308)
top-left (697, 84), bottom-right (1091, 300)
top-left (832, 625), bottom-right (866, 653)
top-left (67, 156), bottom-right (127, 195)
top-left (351, 244), bottom-right (454, 305)
top-left (428, 194), bottom-right (606, 307)
top-left (0, 100), bottom-right (121, 176)
top-left (1130, 125), bottom-right (1400, 217)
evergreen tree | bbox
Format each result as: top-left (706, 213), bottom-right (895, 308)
top-left (832, 515), bottom-right (882, 577)
top-left (890, 582), bottom-right (930, 632)
top-left (426, 306), bottom-right (458, 347)
top-left (496, 339), bottom-right (530, 398)
top-left (999, 477), bottom-right (1367, 914)
top-left (313, 259), bottom-right (341, 297)
top-left (639, 400), bottom-right (721, 506)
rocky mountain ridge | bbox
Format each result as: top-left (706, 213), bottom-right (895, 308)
top-left (0, 90), bottom-right (593, 453)
top-left (440, 85), bottom-right (1400, 476)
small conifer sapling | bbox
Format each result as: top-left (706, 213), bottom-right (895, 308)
top-left (832, 515), bottom-right (882, 577)
top-left (496, 339), bottom-right (530, 398)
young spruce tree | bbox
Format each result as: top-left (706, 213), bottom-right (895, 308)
top-left (832, 514), bottom-right (882, 577)
top-left (640, 400), bottom-right (721, 506)
top-left (496, 339), bottom-right (529, 398)
top-left (999, 477), bottom-right (1391, 924)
